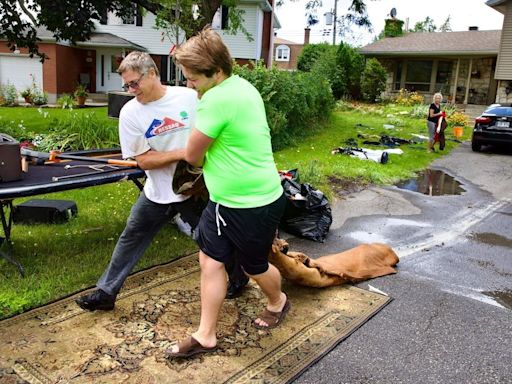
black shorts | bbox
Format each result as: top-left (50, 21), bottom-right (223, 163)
top-left (195, 192), bottom-right (285, 275)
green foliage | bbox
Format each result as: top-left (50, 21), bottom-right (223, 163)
top-left (361, 58), bottom-right (387, 103)
top-left (57, 94), bottom-right (76, 109)
top-left (412, 16), bottom-right (437, 32)
top-left (336, 42), bottom-right (365, 99)
top-left (73, 83), bottom-right (88, 98)
top-left (0, 83), bottom-right (19, 106)
top-left (234, 61), bottom-right (334, 150)
top-left (32, 111), bottom-right (119, 151)
top-left (384, 18), bottom-right (404, 37)
top-left (297, 43), bottom-right (333, 72)
top-left (31, 89), bottom-right (48, 105)
top-left (410, 104), bottom-right (430, 119)
top-left (311, 47), bottom-right (346, 99)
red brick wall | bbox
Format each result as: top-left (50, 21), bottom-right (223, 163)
top-left (0, 42), bottom-right (96, 95)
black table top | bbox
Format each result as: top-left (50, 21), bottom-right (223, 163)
top-left (0, 150), bottom-right (145, 200)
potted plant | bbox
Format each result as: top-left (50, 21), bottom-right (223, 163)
top-left (74, 84), bottom-right (88, 106)
top-left (20, 88), bottom-right (32, 104)
top-left (448, 111), bottom-right (469, 138)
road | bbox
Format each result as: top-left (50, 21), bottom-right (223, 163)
top-left (286, 142), bottom-right (512, 384)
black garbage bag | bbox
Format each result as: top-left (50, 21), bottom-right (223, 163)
top-left (279, 178), bottom-right (332, 242)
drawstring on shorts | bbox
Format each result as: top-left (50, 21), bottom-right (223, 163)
top-left (215, 203), bottom-right (227, 236)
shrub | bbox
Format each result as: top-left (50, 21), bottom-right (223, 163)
top-left (448, 111), bottom-right (469, 127)
top-left (57, 94), bottom-right (76, 109)
top-left (33, 112), bottom-right (119, 151)
top-left (395, 89), bottom-right (424, 106)
top-left (0, 83), bottom-right (19, 106)
top-left (31, 90), bottom-right (48, 105)
top-left (410, 104), bottom-right (429, 119)
top-left (233, 61), bottom-right (334, 150)
top-left (361, 58), bottom-right (387, 103)
top-left (297, 43), bottom-right (333, 72)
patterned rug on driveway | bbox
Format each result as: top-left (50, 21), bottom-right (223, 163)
top-left (0, 253), bottom-right (392, 384)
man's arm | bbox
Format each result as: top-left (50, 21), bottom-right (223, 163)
top-left (184, 128), bottom-right (214, 167)
top-left (135, 149), bottom-right (186, 170)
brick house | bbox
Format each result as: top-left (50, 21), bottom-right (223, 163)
top-left (0, 0), bottom-right (279, 103)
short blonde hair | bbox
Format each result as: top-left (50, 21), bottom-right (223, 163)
top-left (174, 27), bottom-right (232, 77)
top-left (118, 51), bottom-right (160, 77)
top-left (433, 92), bottom-right (443, 102)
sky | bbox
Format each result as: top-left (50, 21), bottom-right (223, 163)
top-left (274, 0), bottom-right (505, 46)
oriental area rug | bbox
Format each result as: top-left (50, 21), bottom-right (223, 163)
top-left (0, 253), bottom-right (391, 384)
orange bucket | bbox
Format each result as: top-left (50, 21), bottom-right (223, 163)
top-left (453, 126), bottom-right (463, 138)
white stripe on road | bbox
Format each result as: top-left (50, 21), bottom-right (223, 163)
top-left (394, 199), bottom-right (511, 259)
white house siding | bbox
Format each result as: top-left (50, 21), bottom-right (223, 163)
top-left (495, 2), bottom-right (512, 79)
top-left (94, 13), bottom-right (174, 55)
top-left (93, 4), bottom-right (262, 60)
top-left (217, 5), bottom-right (261, 60)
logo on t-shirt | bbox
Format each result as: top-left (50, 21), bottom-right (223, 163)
top-left (145, 117), bottom-right (186, 138)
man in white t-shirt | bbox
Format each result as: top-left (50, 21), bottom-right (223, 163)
top-left (76, 52), bottom-right (245, 311)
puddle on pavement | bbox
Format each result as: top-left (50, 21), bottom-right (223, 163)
top-left (482, 290), bottom-right (512, 310)
top-left (395, 169), bottom-right (465, 196)
top-left (468, 232), bottom-right (512, 249)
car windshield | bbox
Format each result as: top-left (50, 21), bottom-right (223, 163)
top-left (484, 106), bottom-right (512, 116)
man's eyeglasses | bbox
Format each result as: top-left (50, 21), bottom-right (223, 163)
top-left (122, 73), bottom-right (145, 91)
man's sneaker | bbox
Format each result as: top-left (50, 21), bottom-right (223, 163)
top-left (226, 276), bottom-right (249, 299)
top-left (75, 289), bottom-right (116, 311)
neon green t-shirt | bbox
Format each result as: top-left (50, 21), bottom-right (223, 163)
top-left (197, 75), bottom-right (283, 208)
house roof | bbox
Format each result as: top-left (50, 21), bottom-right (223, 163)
top-left (76, 33), bottom-right (146, 50)
top-left (486, 0), bottom-right (508, 14)
top-left (30, 26), bottom-right (145, 50)
top-left (360, 30), bottom-right (502, 57)
top-left (274, 37), bottom-right (301, 45)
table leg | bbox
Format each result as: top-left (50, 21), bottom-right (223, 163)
top-left (0, 200), bottom-right (25, 277)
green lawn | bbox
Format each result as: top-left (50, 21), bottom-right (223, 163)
top-left (0, 103), bottom-right (472, 319)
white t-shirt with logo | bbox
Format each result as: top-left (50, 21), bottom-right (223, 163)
top-left (119, 86), bottom-right (198, 204)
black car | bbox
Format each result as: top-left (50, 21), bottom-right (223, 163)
top-left (472, 104), bottom-right (512, 151)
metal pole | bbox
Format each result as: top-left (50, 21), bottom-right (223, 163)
top-left (332, 0), bottom-right (338, 45)
top-left (174, 1), bottom-right (180, 86)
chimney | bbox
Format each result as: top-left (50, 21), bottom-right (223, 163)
top-left (304, 27), bottom-right (310, 45)
top-left (469, 26), bottom-right (479, 31)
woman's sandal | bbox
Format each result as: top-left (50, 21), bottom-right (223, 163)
top-left (165, 336), bottom-right (217, 359)
top-left (253, 298), bottom-right (291, 329)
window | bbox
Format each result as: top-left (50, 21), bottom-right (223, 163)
top-left (394, 62), bottom-right (402, 90)
top-left (435, 61), bottom-right (452, 94)
top-left (275, 45), bottom-right (290, 61)
top-left (404, 60), bottom-right (432, 92)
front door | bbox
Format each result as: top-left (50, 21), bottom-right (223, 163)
top-left (96, 49), bottom-right (124, 92)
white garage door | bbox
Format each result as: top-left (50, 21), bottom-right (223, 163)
top-left (0, 54), bottom-right (43, 94)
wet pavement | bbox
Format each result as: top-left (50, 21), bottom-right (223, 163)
top-left (285, 142), bottom-right (512, 384)
top-left (395, 169), bottom-right (465, 196)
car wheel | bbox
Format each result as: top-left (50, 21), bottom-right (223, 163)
top-left (471, 140), bottom-right (481, 152)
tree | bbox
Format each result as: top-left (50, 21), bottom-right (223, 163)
top-left (297, 43), bottom-right (332, 72)
top-left (0, 0), bottom-right (372, 61)
top-left (412, 16), bottom-right (437, 33)
top-left (361, 58), bottom-right (386, 103)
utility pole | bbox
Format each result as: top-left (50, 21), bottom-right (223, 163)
top-left (332, 0), bottom-right (338, 45)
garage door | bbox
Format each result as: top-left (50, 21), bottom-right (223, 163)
top-left (0, 54), bottom-right (43, 93)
